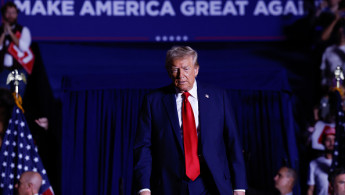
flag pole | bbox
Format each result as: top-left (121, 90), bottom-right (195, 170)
top-left (331, 66), bottom-right (345, 173)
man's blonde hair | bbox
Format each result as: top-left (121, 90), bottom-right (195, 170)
top-left (165, 46), bottom-right (198, 70)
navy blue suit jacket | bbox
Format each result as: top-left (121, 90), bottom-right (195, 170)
top-left (134, 82), bottom-right (247, 194)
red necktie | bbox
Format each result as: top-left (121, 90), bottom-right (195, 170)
top-left (182, 92), bottom-right (200, 181)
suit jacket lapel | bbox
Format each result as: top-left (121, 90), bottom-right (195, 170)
top-left (197, 82), bottom-right (210, 146)
top-left (163, 86), bottom-right (184, 152)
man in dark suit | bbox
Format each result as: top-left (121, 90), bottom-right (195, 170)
top-left (134, 46), bottom-right (247, 195)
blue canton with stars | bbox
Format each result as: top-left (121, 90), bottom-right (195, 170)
top-left (0, 105), bottom-right (52, 194)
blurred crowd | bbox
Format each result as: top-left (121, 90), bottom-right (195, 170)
top-left (299, 0), bottom-right (345, 194)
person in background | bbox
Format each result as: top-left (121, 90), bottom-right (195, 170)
top-left (0, 1), bottom-right (32, 97)
top-left (307, 126), bottom-right (336, 195)
top-left (15, 171), bottom-right (42, 195)
top-left (329, 167), bottom-right (345, 195)
top-left (320, 19), bottom-right (345, 88)
top-left (274, 166), bottom-right (297, 195)
top-left (315, 0), bottom-right (344, 42)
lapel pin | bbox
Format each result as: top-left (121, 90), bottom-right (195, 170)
top-left (205, 94), bottom-right (209, 98)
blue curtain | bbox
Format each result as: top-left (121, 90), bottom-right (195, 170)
top-left (228, 90), bottom-right (299, 194)
top-left (61, 86), bottom-right (299, 194)
top-left (61, 89), bottom-right (149, 195)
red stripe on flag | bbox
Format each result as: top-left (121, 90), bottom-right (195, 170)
top-left (42, 187), bottom-right (54, 195)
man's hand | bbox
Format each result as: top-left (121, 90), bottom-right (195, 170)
top-left (3, 22), bottom-right (19, 47)
top-left (139, 191), bottom-right (151, 195)
top-left (35, 117), bottom-right (49, 131)
top-left (234, 191), bottom-right (245, 195)
top-left (3, 23), bottom-right (11, 34)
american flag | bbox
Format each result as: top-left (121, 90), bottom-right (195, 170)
top-left (0, 105), bottom-right (54, 195)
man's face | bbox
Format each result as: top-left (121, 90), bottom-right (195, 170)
top-left (168, 56), bottom-right (199, 92)
top-left (334, 174), bottom-right (345, 195)
top-left (324, 134), bottom-right (336, 151)
top-left (15, 177), bottom-right (30, 195)
top-left (4, 7), bottom-right (18, 24)
top-left (274, 167), bottom-right (292, 191)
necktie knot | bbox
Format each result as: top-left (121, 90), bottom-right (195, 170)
top-left (183, 92), bottom-right (190, 100)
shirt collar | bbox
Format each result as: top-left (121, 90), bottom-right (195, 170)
top-left (189, 80), bottom-right (198, 99)
top-left (175, 80), bottom-right (198, 99)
